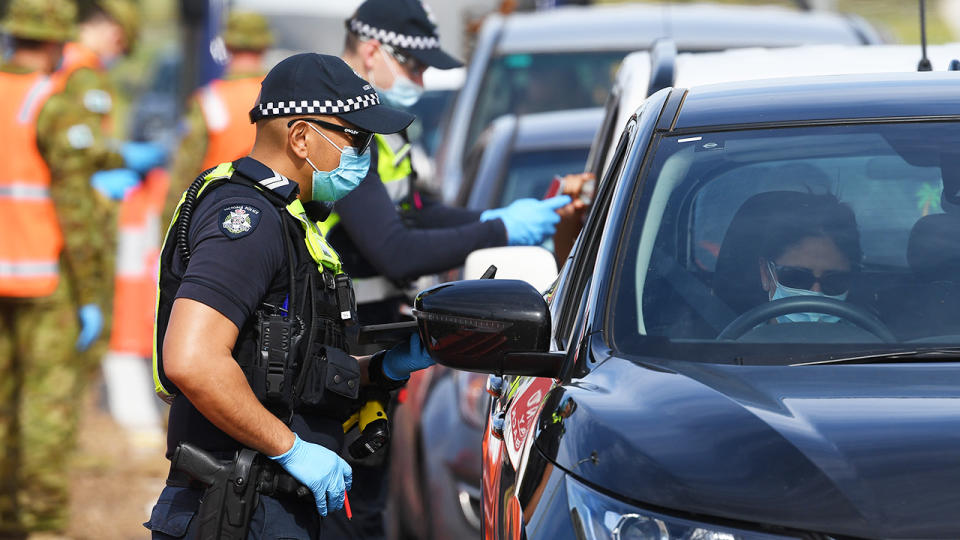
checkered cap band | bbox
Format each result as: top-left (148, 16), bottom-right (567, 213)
top-left (349, 18), bottom-right (440, 50)
top-left (256, 92), bottom-right (380, 119)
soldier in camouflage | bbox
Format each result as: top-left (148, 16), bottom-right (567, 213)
top-left (0, 0), bottom-right (124, 534)
top-left (163, 10), bottom-right (274, 228)
top-left (62, 0), bottom-right (161, 375)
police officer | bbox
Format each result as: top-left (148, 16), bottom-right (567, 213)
top-left (330, 2), bottom-right (571, 538)
top-left (145, 53), bottom-right (435, 539)
top-left (0, 0), bottom-right (125, 533)
top-left (165, 10), bottom-right (275, 227)
top-left (332, 0), bottom-right (572, 325)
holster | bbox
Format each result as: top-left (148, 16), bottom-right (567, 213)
top-left (170, 443), bottom-right (262, 540)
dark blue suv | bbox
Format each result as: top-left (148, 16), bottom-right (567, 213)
top-left (412, 72), bottom-right (960, 539)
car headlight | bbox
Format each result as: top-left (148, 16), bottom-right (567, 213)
top-left (455, 371), bottom-right (490, 429)
top-left (566, 476), bottom-right (798, 540)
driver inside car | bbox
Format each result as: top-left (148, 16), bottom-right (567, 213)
top-left (756, 193), bottom-right (861, 323)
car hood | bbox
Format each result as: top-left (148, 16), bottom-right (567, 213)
top-left (537, 356), bottom-right (960, 538)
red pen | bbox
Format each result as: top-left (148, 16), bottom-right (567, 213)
top-left (344, 492), bottom-right (353, 520)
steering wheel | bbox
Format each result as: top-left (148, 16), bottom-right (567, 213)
top-left (717, 296), bottom-right (895, 342)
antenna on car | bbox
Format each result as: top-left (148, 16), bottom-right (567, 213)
top-left (917, 0), bottom-right (933, 71)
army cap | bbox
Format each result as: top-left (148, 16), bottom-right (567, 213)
top-left (347, 0), bottom-right (462, 70)
top-left (96, 0), bottom-right (139, 50)
top-left (224, 11), bottom-right (273, 52)
top-left (249, 53), bottom-right (414, 135)
top-left (3, 0), bottom-right (76, 42)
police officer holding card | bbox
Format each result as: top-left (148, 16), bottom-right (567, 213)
top-left (144, 53), bottom-right (435, 539)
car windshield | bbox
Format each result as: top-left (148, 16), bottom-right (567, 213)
top-left (499, 147), bottom-right (590, 206)
top-left (466, 51), bottom-right (626, 162)
top-left (610, 122), bottom-right (960, 365)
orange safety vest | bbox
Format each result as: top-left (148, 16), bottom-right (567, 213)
top-left (109, 168), bottom-right (169, 357)
top-left (0, 70), bottom-right (66, 298)
top-left (198, 77), bottom-right (262, 170)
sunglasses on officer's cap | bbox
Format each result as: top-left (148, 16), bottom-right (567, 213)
top-left (287, 117), bottom-right (375, 154)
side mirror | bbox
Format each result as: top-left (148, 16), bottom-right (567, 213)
top-left (413, 279), bottom-right (562, 378)
top-left (463, 246), bottom-right (558, 292)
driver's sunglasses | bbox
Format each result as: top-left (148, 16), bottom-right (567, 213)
top-left (770, 263), bottom-right (853, 296)
top-left (287, 118), bottom-right (374, 154)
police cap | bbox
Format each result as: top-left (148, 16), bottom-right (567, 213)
top-left (3, 0), bottom-right (76, 42)
top-left (347, 0), bottom-right (462, 70)
top-left (223, 11), bottom-right (273, 52)
top-left (249, 53), bottom-right (414, 135)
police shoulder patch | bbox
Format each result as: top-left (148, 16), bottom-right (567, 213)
top-left (218, 204), bottom-right (262, 239)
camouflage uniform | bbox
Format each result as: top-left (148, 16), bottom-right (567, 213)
top-left (0, 0), bottom-right (123, 533)
top-left (163, 11), bottom-right (273, 228)
top-left (64, 0), bottom-right (143, 372)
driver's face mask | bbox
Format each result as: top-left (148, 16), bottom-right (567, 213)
top-left (768, 262), bottom-right (848, 323)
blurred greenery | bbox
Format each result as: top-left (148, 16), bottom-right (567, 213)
top-left (594, 0), bottom-right (958, 44)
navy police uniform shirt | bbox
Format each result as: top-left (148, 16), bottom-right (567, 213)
top-left (164, 156), bottom-right (344, 458)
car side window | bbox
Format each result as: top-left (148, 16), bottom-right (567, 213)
top-left (556, 124), bottom-right (633, 347)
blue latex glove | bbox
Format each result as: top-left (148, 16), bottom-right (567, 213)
top-left (481, 195), bottom-right (571, 246)
top-left (270, 434), bottom-right (352, 516)
top-left (76, 304), bottom-right (103, 351)
top-left (91, 168), bottom-right (140, 200)
top-left (121, 141), bottom-right (167, 174)
top-left (382, 332), bottom-right (434, 381)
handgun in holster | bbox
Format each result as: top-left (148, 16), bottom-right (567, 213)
top-left (170, 443), bottom-right (261, 540)
top-left (342, 387), bottom-right (391, 459)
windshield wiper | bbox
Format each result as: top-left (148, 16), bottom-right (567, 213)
top-left (795, 348), bottom-right (960, 366)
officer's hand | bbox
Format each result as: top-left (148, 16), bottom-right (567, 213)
top-left (121, 141), bottom-right (168, 175)
top-left (480, 196), bottom-right (571, 246)
top-left (91, 168), bottom-right (140, 200)
top-left (382, 332), bottom-right (433, 381)
top-left (76, 304), bottom-right (103, 352)
top-left (270, 434), bottom-right (352, 516)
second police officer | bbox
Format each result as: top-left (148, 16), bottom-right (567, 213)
top-left (331, 0), bottom-right (573, 325)
top-left (145, 53), bottom-right (435, 538)
top-left (329, 1), bottom-right (572, 538)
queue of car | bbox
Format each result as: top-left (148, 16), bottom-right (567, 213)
top-left (433, 1), bottom-right (883, 206)
top-left (386, 3), bottom-right (960, 540)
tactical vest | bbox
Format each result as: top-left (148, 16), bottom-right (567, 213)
top-left (153, 163), bottom-right (361, 421)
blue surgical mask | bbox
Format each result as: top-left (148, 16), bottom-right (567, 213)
top-left (375, 47), bottom-right (425, 108)
top-left (770, 276), bottom-right (848, 324)
top-left (306, 124), bottom-right (370, 202)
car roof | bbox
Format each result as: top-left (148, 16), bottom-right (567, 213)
top-left (673, 43), bottom-right (960, 88)
top-left (614, 44), bottom-right (960, 124)
top-left (511, 108), bottom-right (604, 152)
top-left (673, 71), bottom-right (960, 130)
top-left (494, 3), bottom-right (875, 55)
